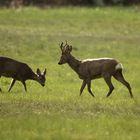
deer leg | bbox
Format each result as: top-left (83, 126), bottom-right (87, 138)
top-left (0, 76), bottom-right (2, 92)
top-left (87, 80), bottom-right (95, 97)
top-left (8, 79), bottom-right (16, 92)
top-left (113, 71), bottom-right (133, 98)
top-left (80, 80), bottom-right (86, 96)
top-left (103, 75), bottom-right (114, 97)
top-left (22, 81), bottom-right (27, 92)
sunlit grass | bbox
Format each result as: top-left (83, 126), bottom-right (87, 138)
top-left (0, 6), bottom-right (140, 140)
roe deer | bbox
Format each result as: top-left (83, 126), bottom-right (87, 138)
top-left (58, 41), bottom-right (133, 98)
top-left (0, 57), bottom-right (46, 92)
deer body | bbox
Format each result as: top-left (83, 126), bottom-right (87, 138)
top-left (68, 57), bottom-right (118, 79)
top-left (58, 42), bottom-right (133, 98)
top-left (0, 57), bottom-right (46, 92)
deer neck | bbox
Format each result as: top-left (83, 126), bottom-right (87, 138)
top-left (28, 71), bottom-right (38, 81)
top-left (67, 54), bottom-right (81, 74)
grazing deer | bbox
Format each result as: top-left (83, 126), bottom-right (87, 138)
top-left (58, 41), bottom-right (133, 98)
top-left (0, 57), bottom-right (46, 92)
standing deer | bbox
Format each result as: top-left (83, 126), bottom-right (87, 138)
top-left (0, 57), bottom-right (46, 92)
top-left (58, 41), bottom-right (133, 98)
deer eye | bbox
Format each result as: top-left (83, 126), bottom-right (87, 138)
top-left (40, 76), bottom-right (45, 81)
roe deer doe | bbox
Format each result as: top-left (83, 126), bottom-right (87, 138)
top-left (0, 57), bottom-right (46, 92)
top-left (58, 41), bottom-right (133, 98)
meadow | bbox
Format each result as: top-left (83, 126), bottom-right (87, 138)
top-left (0, 6), bottom-right (140, 140)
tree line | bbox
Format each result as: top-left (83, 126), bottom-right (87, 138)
top-left (0, 0), bottom-right (139, 8)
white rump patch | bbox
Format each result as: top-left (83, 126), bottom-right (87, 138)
top-left (115, 63), bottom-right (123, 70)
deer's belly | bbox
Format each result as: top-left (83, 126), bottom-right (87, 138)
top-left (2, 72), bottom-right (20, 80)
top-left (2, 73), bottom-right (14, 78)
top-left (91, 74), bottom-right (102, 79)
top-left (78, 73), bottom-right (102, 80)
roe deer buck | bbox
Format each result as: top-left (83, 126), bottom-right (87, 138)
top-left (58, 41), bottom-right (133, 98)
top-left (0, 57), bottom-right (46, 92)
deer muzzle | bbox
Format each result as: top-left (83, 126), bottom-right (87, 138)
top-left (58, 62), bottom-right (62, 65)
top-left (41, 83), bottom-right (45, 87)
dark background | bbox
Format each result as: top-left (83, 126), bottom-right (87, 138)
top-left (0, 0), bottom-right (140, 8)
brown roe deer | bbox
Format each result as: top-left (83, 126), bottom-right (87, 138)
top-left (58, 41), bottom-right (133, 98)
top-left (0, 57), bottom-right (46, 92)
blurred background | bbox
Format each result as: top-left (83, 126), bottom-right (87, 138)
top-left (0, 0), bottom-right (140, 8)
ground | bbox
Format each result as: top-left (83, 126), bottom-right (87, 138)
top-left (0, 6), bottom-right (140, 140)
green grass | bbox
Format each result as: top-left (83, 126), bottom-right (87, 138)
top-left (0, 6), bottom-right (140, 140)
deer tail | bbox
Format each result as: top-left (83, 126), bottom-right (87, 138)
top-left (115, 63), bottom-right (123, 70)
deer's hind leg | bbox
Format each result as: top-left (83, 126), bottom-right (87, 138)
top-left (113, 70), bottom-right (133, 98)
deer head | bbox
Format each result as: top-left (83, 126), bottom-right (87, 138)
top-left (36, 68), bottom-right (46, 86)
top-left (58, 41), bottom-right (72, 65)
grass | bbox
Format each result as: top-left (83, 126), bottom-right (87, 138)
top-left (0, 6), bottom-right (140, 140)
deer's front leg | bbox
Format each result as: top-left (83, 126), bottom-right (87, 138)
top-left (8, 79), bottom-right (16, 92)
top-left (87, 80), bottom-right (95, 97)
top-left (22, 81), bottom-right (27, 92)
top-left (0, 76), bottom-right (2, 92)
top-left (80, 80), bottom-right (86, 96)
top-left (103, 75), bottom-right (114, 97)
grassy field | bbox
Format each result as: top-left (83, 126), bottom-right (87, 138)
top-left (0, 6), bottom-right (140, 140)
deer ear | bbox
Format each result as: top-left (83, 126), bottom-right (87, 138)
top-left (36, 68), bottom-right (41, 76)
top-left (43, 68), bottom-right (46, 76)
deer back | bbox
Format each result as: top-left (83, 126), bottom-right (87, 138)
top-left (78, 58), bottom-right (119, 79)
top-left (0, 57), bottom-right (35, 79)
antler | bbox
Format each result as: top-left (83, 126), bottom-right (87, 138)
top-left (60, 41), bottom-right (72, 53)
top-left (65, 40), bottom-right (68, 46)
top-left (60, 42), bottom-right (64, 51)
